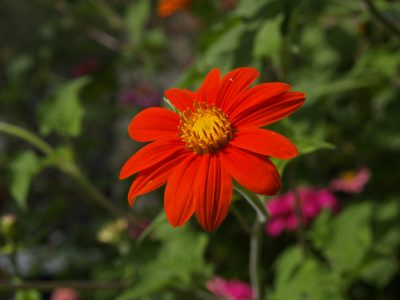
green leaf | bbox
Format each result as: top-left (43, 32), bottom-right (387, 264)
top-left (234, 0), bottom-right (270, 18)
top-left (10, 151), bottom-right (42, 210)
top-left (359, 257), bottom-right (398, 288)
top-left (253, 15), bottom-right (282, 61)
top-left (293, 138), bottom-right (335, 155)
top-left (38, 77), bottom-right (90, 137)
top-left (201, 21), bottom-right (246, 71)
top-left (125, 0), bottom-right (150, 45)
top-left (308, 209), bottom-right (334, 251)
top-left (163, 97), bottom-right (179, 113)
top-left (14, 289), bottom-right (41, 300)
top-left (7, 54), bottom-right (34, 81)
top-left (118, 224), bottom-right (211, 300)
top-left (150, 225), bottom-right (212, 283)
top-left (271, 246), bottom-right (343, 300)
top-left (322, 203), bottom-right (373, 273)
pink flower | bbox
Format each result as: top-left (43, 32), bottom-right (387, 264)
top-left (265, 188), bottom-right (338, 237)
top-left (50, 288), bottom-right (79, 300)
top-left (207, 277), bottom-right (254, 300)
top-left (329, 167), bottom-right (371, 194)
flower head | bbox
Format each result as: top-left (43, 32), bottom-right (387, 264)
top-left (157, 0), bottom-right (191, 17)
top-left (329, 167), bottom-right (370, 194)
top-left (120, 67), bottom-right (305, 231)
top-left (266, 187), bottom-right (338, 237)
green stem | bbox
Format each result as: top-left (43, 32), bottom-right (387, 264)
top-left (364, 0), bottom-right (400, 38)
top-left (0, 121), bottom-right (138, 227)
top-left (0, 122), bottom-right (53, 156)
top-left (289, 166), bottom-right (308, 257)
top-left (234, 186), bottom-right (268, 222)
top-left (249, 217), bottom-right (263, 300)
top-left (64, 165), bottom-right (139, 226)
top-left (234, 185), bottom-right (266, 300)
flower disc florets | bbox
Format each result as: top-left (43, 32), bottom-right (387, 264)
top-left (179, 101), bottom-right (233, 154)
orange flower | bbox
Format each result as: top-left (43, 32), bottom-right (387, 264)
top-left (157, 0), bottom-right (191, 18)
top-left (120, 68), bottom-right (305, 231)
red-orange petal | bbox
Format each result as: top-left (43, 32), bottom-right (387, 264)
top-left (220, 146), bottom-right (281, 195)
top-left (232, 91), bottom-right (305, 128)
top-left (127, 151), bottom-right (191, 206)
top-left (119, 138), bottom-right (185, 180)
top-left (227, 82), bottom-right (290, 117)
top-left (128, 107), bottom-right (180, 142)
top-left (217, 67), bottom-right (259, 110)
top-left (230, 127), bottom-right (298, 159)
top-left (164, 154), bottom-right (201, 227)
top-left (196, 68), bottom-right (221, 105)
top-left (194, 154), bottom-right (232, 231)
top-left (165, 88), bottom-right (195, 111)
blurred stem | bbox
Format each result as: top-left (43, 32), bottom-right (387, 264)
top-left (0, 280), bottom-right (128, 290)
top-left (364, 0), bottom-right (400, 38)
top-left (249, 216), bottom-right (263, 300)
top-left (293, 189), bottom-right (308, 257)
top-left (234, 186), bottom-right (268, 223)
top-left (289, 165), bottom-right (308, 257)
top-left (62, 165), bottom-right (139, 226)
top-left (0, 122), bottom-right (53, 156)
top-left (235, 185), bottom-right (266, 299)
top-left (0, 121), bottom-right (138, 227)
top-left (86, 26), bottom-right (120, 51)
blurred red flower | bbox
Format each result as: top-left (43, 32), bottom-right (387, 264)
top-left (120, 67), bottom-right (305, 231)
top-left (157, 0), bottom-right (191, 17)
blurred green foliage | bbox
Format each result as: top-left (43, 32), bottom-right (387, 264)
top-left (0, 0), bottom-right (399, 299)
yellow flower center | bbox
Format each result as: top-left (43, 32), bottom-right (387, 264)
top-left (180, 102), bottom-right (233, 154)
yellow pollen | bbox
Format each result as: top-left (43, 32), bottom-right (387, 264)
top-left (179, 101), bottom-right (233, 154)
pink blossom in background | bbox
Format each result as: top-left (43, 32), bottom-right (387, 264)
top-left (50, 288), bottom-right (79, 300)
top-left (207, 277), bottom-right (254, 300)
top-left (329, 167), bottom-right (371, 194)
top-left (120, 82), bottom-right (161, 108)
top-left (265, 188), bottom-right (338, 237)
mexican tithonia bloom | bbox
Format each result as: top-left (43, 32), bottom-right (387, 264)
top-left (120, 68), bottom-right (305, 231)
